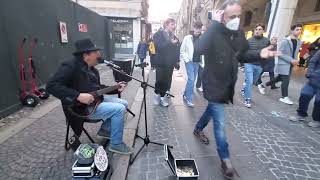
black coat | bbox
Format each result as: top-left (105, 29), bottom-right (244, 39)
top-left (308, 43), bottom-right (320, 58)
top-left (194, 21), bottom-right (261, 103)
top-left (153, 30), bottom-right (180, 67)
top-left (46, 57), bottom-right (105, 106)
top-left (46, 57), bottom-right (118, 135)
top-left (307, 50), bottom-right (320, 89)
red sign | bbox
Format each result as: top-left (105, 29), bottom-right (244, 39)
top-left (78, 23), bottom-right (88, 32)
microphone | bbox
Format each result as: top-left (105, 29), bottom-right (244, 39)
top-left (104, 60), bottom-right (121, 69)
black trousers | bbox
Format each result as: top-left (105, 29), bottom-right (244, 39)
top-left (196, 66), bottom-right (203, 88)
top-left (155, 66), bottom-right (174, 97)
top-left (266, 74), bottom-right (290, 97)
top-left (150, 54), bottom-right (155, 68)
top-left (257, 71), bottom-right (276, 88)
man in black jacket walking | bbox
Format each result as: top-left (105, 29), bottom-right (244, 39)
top-left (46, 39), bottom-right (134, 155)
top-left (191, 0), bottom-right (279, 179)
top-left (153, 18), bottom-right (180, 107)
top-left (240, 23), bottom-right (270, 108)
top-left (291, 51), bottom-right (320, 128)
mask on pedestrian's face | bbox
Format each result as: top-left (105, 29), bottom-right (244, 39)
top-left (225, 17), bottom-right (240, 31)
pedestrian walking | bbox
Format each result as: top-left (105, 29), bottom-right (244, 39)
top-left (191, 0), bottom-right (279, 179)
top-left (291, 51), bottom-right (320, 128)
top-left (256, 36), bottom-right (279, 90)
top-left (153, 18), bottom-right (180, 107)
top-left (46, 39), bottom-right (134, 155)
top-left (137, 38), bottom-right (148, 64)
top-left (196, 25), bottom-right (208, 92)
top-left (180, 22), bottom-right (203, 107)
top-left (241, 23), bottom-right (270, 108)
top-left (263, 24), bottom-right (303, 105)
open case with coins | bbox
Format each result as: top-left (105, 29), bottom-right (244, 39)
top-left (164, 145), bottom-right (199, 180)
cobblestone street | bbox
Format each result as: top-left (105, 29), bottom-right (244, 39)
top-left (0, 65), bottom-right (141, 180)
top-left (0, 63), bottom-right (320, 180)
top-left (127, 65), bottom-right (320, 180)
top-left (1, 0), bottom-right (320, 179)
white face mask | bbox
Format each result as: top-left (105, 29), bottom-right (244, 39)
top-left (226, 17), bottom-right (240, 31)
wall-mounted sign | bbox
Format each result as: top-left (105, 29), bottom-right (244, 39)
top-left (59, 21), bottom-right (68, 43)
top-left (78, 23), bottom-right (88, 32)
top-left (111, 19), bottom-right (130, 23)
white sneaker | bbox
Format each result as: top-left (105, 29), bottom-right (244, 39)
top-left (308, 120), bottom-right (320, 128)
top-left (289, 115), bottom-right (305, 122)
top-left (160, 97), bottom-right (169, 107)
top-left (279, 97), bottom-right (293, 105)
top-left (154, 94), bottom-right (160, 105)
top-left (183, 95), bottom-right (195, 108)
top-left (258, 84), bottom-right (266, 95)
top-left (244, 99), bottom-right (252, 108)
top-left (197, 87), bottom-right (203, 92)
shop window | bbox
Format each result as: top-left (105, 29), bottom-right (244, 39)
top-left (315, 0), bottom-right (320, 12)
top-left (111, 18), bottom-right (134, 54)
top-left (243, 11), bottom-right (253, 27)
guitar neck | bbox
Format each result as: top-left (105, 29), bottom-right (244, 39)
top-left (92, 85), bottom-right (120, 97)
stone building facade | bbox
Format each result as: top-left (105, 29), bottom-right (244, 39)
top-left (175, 0), bottom-right (320, 43)
top-left (74, 0), bottom-right (149, 54)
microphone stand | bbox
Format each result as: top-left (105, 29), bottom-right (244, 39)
top-left (107, 63), bottom-right (174, 165)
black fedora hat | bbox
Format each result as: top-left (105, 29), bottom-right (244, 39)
top-left (73, 38), bottom-right (102, 55)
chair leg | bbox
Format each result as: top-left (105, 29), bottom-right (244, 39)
top-left (65, 121), bottom-right (71, 150)
top-left (127, 108), bottom-right (135, 117)
top-left (83, 128), bottom-right (95, 143)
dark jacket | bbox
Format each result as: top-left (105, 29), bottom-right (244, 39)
top-left (153, 29), bottom-right (180, 67)
top-left (46, 57), bottom-right (118, 135)
top-left (306, 50), bottom-right (320, 89)
top-left (46, 57), bottom-right (103, 106)
top-left (246, 36), bottom-right (270, 65)
top-left (137, 42), bottom-right (148, 59)
top-left (194, 21), bottom-right (261, 103)
top-left (261, 45), bottom-right (277, 72)
top-left (308, 43), bottom-right (320, 58)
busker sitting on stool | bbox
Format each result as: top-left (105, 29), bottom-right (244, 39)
top-left (46, 39), bottom-right (134, 155)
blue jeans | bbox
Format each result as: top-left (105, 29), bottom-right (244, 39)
top-left (195, 102), bottom-right (229, 160)
top-left (244, 63), bottom-right (263, 99)
top-left (297, 83), bottom-right (320, 122)
top-left (88, 96), bottom-right (128, 145)
top-left (184, 62), bottom-right (199, 102)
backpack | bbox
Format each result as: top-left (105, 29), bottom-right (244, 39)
top-left (149, 41), bottom-right (156, 55)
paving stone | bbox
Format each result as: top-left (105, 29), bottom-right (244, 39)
top-left (307, 165), bottom-right (320, 172)
top-left (0, 67), bottom-right (141, 180)
top-left (291, 163), bottom-right (310, 171)
top-left (306, 170), bottom-right (320, 179)
top-left (295, 169), bottom-right (308, 176)
top-left (271, 168), bottom-right (286, 178)
top-left (281, 160), bottom-right (292, 167)
top-left (284, 173), bottom-right (297, 180)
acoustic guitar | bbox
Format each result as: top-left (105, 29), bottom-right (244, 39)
top-left (69, 84), bottom-right (122, 118)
